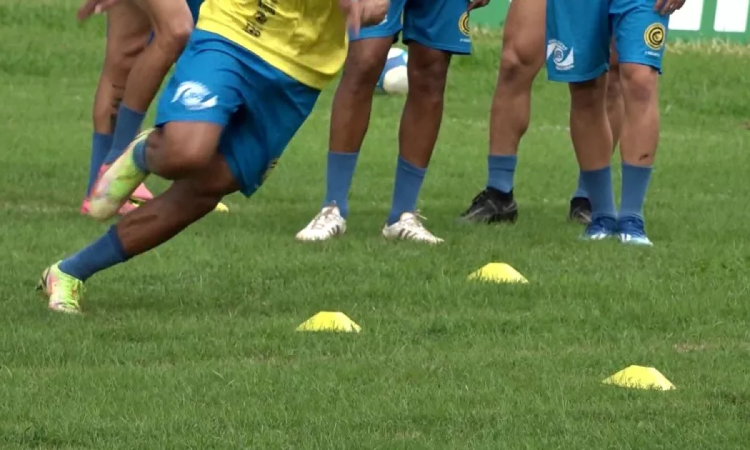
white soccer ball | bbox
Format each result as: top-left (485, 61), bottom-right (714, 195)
top-left (376, 47), bottom-right (408, 95)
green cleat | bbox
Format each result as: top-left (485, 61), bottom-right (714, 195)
top-left (89, 128), bottom-right (153, 221)
top-left (37, 262), bottom-right (85, 314)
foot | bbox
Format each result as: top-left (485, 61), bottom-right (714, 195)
top-left (617, 216), bottom-right (653, 246)
top-left (580, 216), bottom-right (617, 241)
top-left (37, 262), bottom-right (85, 314)
top-left (131, 183), bottom-right (154, 202)
top-left (569, 197), bottom-right (592, 225)
top-left (458, 188), bottom-right (518, 224)
top-left (382, 212), bottom-right (443, 244)
top-left (296, 205), bottom-right (347, 241)
top-left (89, 130), bottom-right (152, 221)
top-left (80, 198), bottom-right (140, 216)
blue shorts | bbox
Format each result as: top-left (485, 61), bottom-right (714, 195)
top-left (353, 0), bottom-right (472, 54)
top-left (546, 0), bottom-right (670, 82)
top-left (155, 30), bottom-right (320, 196)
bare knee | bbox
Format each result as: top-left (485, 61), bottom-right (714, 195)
top-left (606, 68), bottom-right (623, 104)
top-left (619, 64), bottom-right (658, 105)
top-left (151, 14), bottom-right (193, 58)
top-left (498, 42), bottom-right (542, 87)
top-left (153, 123), bottom-right (219, 177)
top-left (569, 77), bottom-right (608, 112)
top-left (408, 47), bottom-right (450, 103)
top-left (339, 40), bottom-right (391, 91)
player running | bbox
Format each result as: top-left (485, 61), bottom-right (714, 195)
top-left (80, 0), bottom-right (227, 216)
top-left (38, 0), bottom-right (387, 314)
top-left (295, 0), bottom-right (490, 244)
top-left (458, 0), bottom-right (625, 226)
top-left (545, 0), bottom-right (684, 245)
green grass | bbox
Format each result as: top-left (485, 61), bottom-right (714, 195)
top-left (3, 1), bottom-right (750, 448)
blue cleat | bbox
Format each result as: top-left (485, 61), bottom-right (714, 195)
top-left (617, 216), bottom-right (653, 246)
top-left (580, 216), bottom-right (617, 241)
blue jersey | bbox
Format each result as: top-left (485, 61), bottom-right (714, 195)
top-left (546, 0), bottom-right (669, 82)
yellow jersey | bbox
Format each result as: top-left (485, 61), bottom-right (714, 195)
top-left (197, 0), bottom-right (348, 90)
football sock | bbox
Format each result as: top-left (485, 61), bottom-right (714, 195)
top-left (59, 226), bottom-right (130, 282)
top-left (580, 166), bottom-right (617, 220)
top-left (486, 154), bottom-right (517, 194)
top-left (132, 138), bottom-right (150, 173)
top-left (323, 151), bottom-right (359, 218)
top-left (88, 133), bottom-right (113, 196)
top-left (104, 105), bottom-right (146, 165)
top-left (619, 163), bottom-right (652, 220)
top-left (572, 171), bottom-right (589, 199)
top-left (387, 156), bottom-right (426, 225)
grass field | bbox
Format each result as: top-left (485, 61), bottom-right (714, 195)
top-left (3, 1), bottom-right (750, 448)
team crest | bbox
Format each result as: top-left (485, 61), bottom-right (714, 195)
top-left (459, 12), bottom-right (470, 37)
top-left (644, 23), bottom-right (666, 50)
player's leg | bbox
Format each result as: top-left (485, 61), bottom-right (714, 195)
top-left (611, 1), bottom-right (669, 246)
top-left (380, 0), bottom-right (473, 244)
top-left (569, 41), bottom-right (625, 223)
top-left (82, 4), bottom-right (151, 214)
top-left (459, 0), bottom-right (545, 224)
top-left (296, 3), bottom-right (402, 242)
top-left (40, 127), bottom-right (236, 314)
top-left (546, 0), bottom-right (617, 240)
top-left (100, 0), bottom-right (193, 168)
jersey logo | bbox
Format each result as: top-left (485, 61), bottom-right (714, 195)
top-left (546, 40), bottom-right (574, 71)
top-left (459, 12), bottom-right (470, 36)
top-left (644, 23), bottom-right (666, 50)
top-left (171, 81), bottom-right (218, 111)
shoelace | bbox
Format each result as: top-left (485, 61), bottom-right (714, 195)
top-left (311, 208), bottom-right (339, 230)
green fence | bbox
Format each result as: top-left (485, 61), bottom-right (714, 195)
top-left (472, 0), bottom-right (750, 43)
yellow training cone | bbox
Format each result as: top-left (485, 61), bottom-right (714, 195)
top-left (468, 263), bottom-right (528, 284)
top-left (296, 311), bottom-right (361, 333)
top-left (602, 365), bottom-right (675, 391)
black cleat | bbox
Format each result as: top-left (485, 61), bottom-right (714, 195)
top-left (458, 187), bottom-right (518, 224)
top-left (568, 197), bottom-right (592, 225)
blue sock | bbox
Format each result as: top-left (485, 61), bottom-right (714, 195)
top-left (104, 105), bottom-right (146, 165)
top-left (323, 151), bottom-right (359, 218)
top-left (486, 155), bottom-right (517, 193)
top-left (131, 137), bottom-right (150, 173)
top-left (387, 156), bottom-right (427, 225)
top-left (59, 226), bottom-right (130, 282)
top-left (572, 171), bottom-right (588, 199)
top-left (580, 166), bottom-right (617, 220)
top-left (619, 163), bottom-right (653, 220)
top-left (87, 133), bottom-right (113, 196)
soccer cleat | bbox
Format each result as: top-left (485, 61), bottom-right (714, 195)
top-left (458, 188), bottom-right (518, 223)
top-left (382, 212), bottom-right (443, 244)
top-left (580, 216), bottom-right (617, 241)
top-left (89, 130), bottom-right (152, 221)
top-left (37, 262), bottom-right (85, 314)
top-left (80, 197), bottom-right (140, 216)
top-left (296, 205), bottom-right (346, 241)
top-left (131, 182), bottom-right (154, 202)
top-left (617, 216), bottom-right (653, 246)
top-left (569, 197), bottom-right (592, 225)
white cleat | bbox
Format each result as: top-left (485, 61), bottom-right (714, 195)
top-left (296, 205), bottom-right (347, 241)
top-left (382, 212), bottom-right (443, 244)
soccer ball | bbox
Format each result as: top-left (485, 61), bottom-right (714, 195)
top-left (375, 47), bottom-right (408, 95)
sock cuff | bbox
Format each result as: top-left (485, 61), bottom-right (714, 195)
top-left (93, 132), bottom-right (113, 140)
top-left (488, 154), bottom-right (518, 170)
top-left (581, 165), bottom-right (611, 175)
top-left (118, 104), bottom-right (146, 118)
top-left (106, 226), bottom-right (131, 261)
top-left (397, 156), bottom-right (427, 176)
top-left (328, 150), bottom-right (360, 159)
top-left (621, 162), bottom-right (653, 172)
